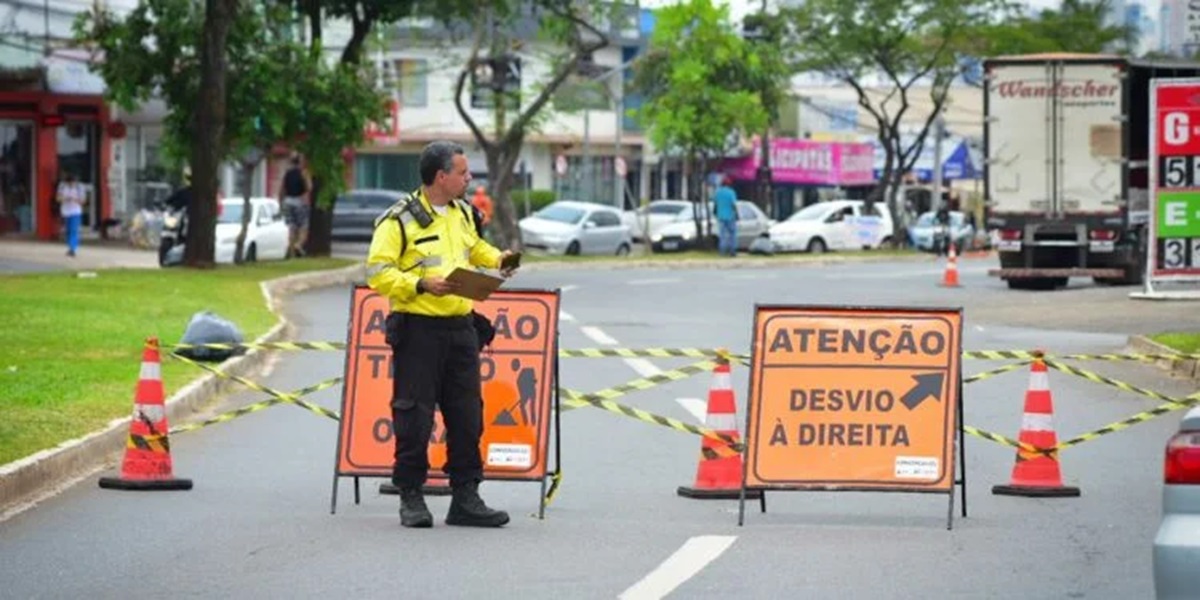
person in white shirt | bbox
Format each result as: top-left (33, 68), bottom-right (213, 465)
top-left (57, 171), bottom-right (86, 257)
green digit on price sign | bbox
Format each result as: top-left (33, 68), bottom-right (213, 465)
top-left (1157, 191), bottom-right (1200, 238)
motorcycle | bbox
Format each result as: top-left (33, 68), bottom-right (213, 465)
top-left (932, 223), bottom-right (950, 256)
top-left (158, 201), bottom-right (189, 267)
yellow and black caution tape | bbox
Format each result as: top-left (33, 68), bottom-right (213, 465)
top-left (170, 352), bottom-right (341, 422)
top-left (559, 359), bottom-right (720, 412)
top-left (961, 350), bottom-right (1038, 360)
top-left (560, 387), bottom-right (742, 458)
top-left (559, 348), bottom-right (725, 359)
top-left (1053, 390), bottom-right (1200, 451)
top-left (1044, 359), bottom-right (1192, 406)
top-left (169, 341), bottom-right (346, 353)
top-left (1050, 352), bottom-right (1200, 362)
top-left (128, 433), bottom-right (170, 453)
top-left (965, 361), bottom-right (1031, 384)
top-left (170, 377), bottom-right (344, 434)
top-left (542, 471), bottom-right (564, 509)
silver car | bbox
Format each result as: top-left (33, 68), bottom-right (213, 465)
top-left (1154, 406), bottom-right (1200, 599)
top-left (519, 200), bottom-right (633, 256)
top-left (331, 189), bottom-right (407, 240)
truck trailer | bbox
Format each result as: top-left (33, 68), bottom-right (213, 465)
top-left (984, 53), bottom-right (1200, 289)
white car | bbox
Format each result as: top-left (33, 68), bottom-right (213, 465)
top-left (621, 200), bottom-right (693, 243)
top-left (214, 197), bottom-right (290, 263)
top-left (767, 199), bottom-right (895, 254)
top-left (651, 201), bottom-right (773, 252)
top-left (519, 200), bottom-right (633, 256)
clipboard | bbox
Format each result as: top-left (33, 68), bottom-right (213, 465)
top-left (445, 268), bottom-right (505, 301)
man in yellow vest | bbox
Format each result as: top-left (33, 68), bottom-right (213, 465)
top-left (366, 141), bottom-right (519, 528)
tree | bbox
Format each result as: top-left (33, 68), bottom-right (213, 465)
top-left (632, 0), bottom-right (769, 244)
top-left (972, 0), bottom-right (1135, 58)
top-left (783, 0), bottom-right (1000, 241)
top-left (76, 0), bottom-right (389, 266)
top-left (453, 1), bottom-right (615, 250)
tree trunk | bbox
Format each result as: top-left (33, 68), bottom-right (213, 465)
top-left (487, 142), bottom-right (522, 251)
top-left (185, 0), bottom-right (238, 269)
top-left (305, 176), bottom-right (333, 257)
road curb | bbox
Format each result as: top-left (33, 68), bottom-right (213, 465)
top-left (517, 251), bottom-right (956, 272)
top-left (0, 263), bottom-right (367, 521)
top-left (1126, 334), bottom-right (1200, 383)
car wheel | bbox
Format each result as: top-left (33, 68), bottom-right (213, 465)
top-left (807, 238), bottom-right (827, 254)
top-left (615, 243), bottom-right (631, 256)
top-left (246, 243), bottom-right (257, 262)
top-left (566, 241), bottom-right (581, 256)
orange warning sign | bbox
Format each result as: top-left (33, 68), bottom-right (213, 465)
top-left (744, 305), bottom-right (962, 491)
top-left (335, 286), bottom-right (559, 481)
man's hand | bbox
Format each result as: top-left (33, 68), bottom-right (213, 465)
top-left (498, 250), bottom-right (521, 278)
top-left (418, 276), bottom-right (459, 296)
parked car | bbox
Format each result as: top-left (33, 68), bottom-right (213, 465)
top-left (1153, 407), bottom-right (1200, 599)
top-left (621, 199), bottom-right (692, 243)
top-left (908, 210), bottom-right (976, 254)
top-left (331, 189), bottom-right (407, 240)
top-left (519, 200), bottom-right (632, 256)
top-left (213, 197), bottom-right (290, 264)
top-left (651, 201), bottom-right (772, 252)
top-left (766, 199), bottom-right (894, 254)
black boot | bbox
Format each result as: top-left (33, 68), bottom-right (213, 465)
top-left (446, 481), bottom-right (509, 527)
top-left (399, 487), bottom-right (433, 528)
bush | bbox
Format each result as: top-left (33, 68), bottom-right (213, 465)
top-left (509, 189), bottom-right (556, 218)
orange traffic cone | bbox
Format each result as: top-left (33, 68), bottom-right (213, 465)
top-left (940, 242), bottom-right (961, 287)
top-left (678, 356), bottom-right (761, 500)
top-left (99, 337), bottom-right (192, 491)
top-left (992, 352), bottom-right (1080, 497)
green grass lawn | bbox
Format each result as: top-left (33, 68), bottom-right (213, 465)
top-left (1150, 332), bottom-right (1200, 354)
top-left (0, 258), bottom-right (353, 466)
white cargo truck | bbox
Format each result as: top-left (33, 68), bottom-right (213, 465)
top-left (984, 53), bottom-right (1200, 289)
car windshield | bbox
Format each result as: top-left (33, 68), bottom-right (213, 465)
top-left (787, 203), bottom-right (835, 222)
top-left (535, 204), bottom-right (585, 224)
top-left (217, 203), bottom-right (245, 224)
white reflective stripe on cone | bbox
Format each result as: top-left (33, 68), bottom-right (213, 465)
top-left (705, 413), bottom-right (739, 431)
top-left (134, 404), bottom-right (165, 423)
top-left (1021, 412), bottom-right (1055, 432)
top-left (139, 361), bottom-right (161, 381)
top-left (1028, 371), bottom-right (1049, 391)
top-left (710, 372), bottom-right (732, 391)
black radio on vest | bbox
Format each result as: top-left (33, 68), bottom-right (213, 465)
top-left (283, 168), bottom-right (307, 197)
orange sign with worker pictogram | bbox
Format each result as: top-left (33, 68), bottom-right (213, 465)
top-left (334, 286), bottom-right (559, 486)
top-left (739, 305), bottom-right (965, 527)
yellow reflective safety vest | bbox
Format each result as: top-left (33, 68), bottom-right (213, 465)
top-left (366, 188), bottom-right (502, 317)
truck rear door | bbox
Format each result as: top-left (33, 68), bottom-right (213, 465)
top-left (1055, 62), bottom-right (1124, 218)
top-left (987, 62), bottom-right (1054, 216)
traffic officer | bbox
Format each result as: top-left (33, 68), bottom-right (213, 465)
top-left (366, 140), bottom-right (519, 528)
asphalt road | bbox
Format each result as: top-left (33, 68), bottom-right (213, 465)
top-left (0, 257), bottom-right (1195, 599)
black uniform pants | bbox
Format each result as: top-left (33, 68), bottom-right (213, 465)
top-left (389, 313), bottom-right (483, 489)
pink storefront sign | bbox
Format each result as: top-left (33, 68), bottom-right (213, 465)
top-left (723, 138), bottom-right (875, 186)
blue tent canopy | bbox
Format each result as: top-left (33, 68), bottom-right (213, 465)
top-left (872, 138), bottom-right (980, 182)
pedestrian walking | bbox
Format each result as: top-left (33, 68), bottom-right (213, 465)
top-left (278, 155), bottom-right (310, 258)
top-left (366, 141), bottom-right (520, 529)
top-left (713, 175), bottom-right (738, 257)
top-left (57, 171), bottom-right (86, 257)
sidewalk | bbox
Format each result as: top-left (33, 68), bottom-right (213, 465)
top-left (0, 237), bottom-right (159, 273)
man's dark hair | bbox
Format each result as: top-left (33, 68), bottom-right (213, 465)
top-left (419, 141), bottom-right (465, 185)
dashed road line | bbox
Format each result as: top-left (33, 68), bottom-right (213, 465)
top-left (580, 326), bottom-right (619, 346)
top-left (619, 536), bottom-right (738, 600)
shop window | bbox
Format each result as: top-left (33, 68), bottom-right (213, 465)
top-left (354, 154), bottom-right (420, 192)
top-left (0, 120), bottom-right (35, 234)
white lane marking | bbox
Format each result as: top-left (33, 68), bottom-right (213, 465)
top-left (560, 310), bottom-right (576, 322)
top-left (628, 278), bottom-right (681, 285)
top-left (581, 326), bottom-right (619, 346)
top-left (625, 358), bottom-right (662, 378)
top-left (728, 273), bottom-right (778, 280)
top-left (561, 284), bottom-right (579, 293)
top-left (619, 536), bottom-right (738, 600)
top-left (676, 398), bottom-right (708, 424)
